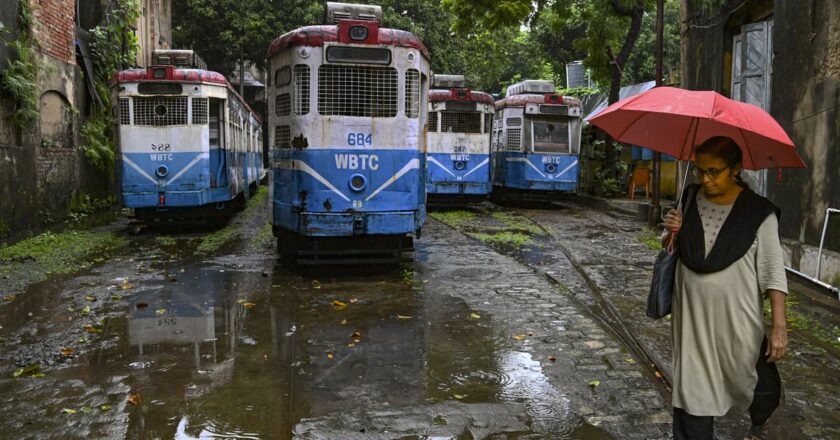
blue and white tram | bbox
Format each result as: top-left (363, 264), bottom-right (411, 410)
top-left (492, 80), bottom-right (582, 201)
top-left (115, 50), bottom-right (262, 223)
top-left (426, 74), bottom-right (494, 203)
top-left (266, 3), bottom-right (430, 263)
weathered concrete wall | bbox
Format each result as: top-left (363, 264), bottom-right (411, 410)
top-left (0, 0), bottom-right (114, 237)
top-left (682, 0), bottom-right (840, 284)
top-left (136, 0), bottom-right (172, 67)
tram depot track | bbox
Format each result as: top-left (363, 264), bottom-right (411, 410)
top-left (435, 201), bottom-right (840, 405)
top-left (434, 202), bottom-right (675, 401)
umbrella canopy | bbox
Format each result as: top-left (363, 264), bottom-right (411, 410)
top-left (586, 87), bottom-right (806, 170)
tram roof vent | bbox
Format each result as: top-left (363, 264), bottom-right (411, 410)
top-left (432, 74), bottom-right (466, 89)
top-left (505, 80), bottom-right (556, 97)
top-left (325, 2), bottom-right (382, 24)
top-left (152, 50), bottom-right (207, 70)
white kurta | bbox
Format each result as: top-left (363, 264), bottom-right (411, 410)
top-left (671, 193), bottom-right (788, 416)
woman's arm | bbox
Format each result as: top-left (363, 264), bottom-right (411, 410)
top-left (766, 289), bottom-right (788, 362)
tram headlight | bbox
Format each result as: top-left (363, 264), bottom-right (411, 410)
top-left (153, 68), bottom-right (167, 79)
top-left (454, 160), bottom-right (467, 171)
top-left (349, 25), bottom-right (368, 41)
top-left (156, 165), bottom-right (169, 178)
top-left (349, 174), bottom-right (367, 192)
top-left (545, 163), bottom-right (557, 174)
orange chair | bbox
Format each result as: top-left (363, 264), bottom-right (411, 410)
top-left (628, 166), bottom-right (651, 200)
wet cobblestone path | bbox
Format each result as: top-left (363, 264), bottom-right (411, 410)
top-left (1, 196), bottom-right (837, 439)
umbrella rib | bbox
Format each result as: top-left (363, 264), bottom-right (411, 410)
top-left (738, 126), bottom-right (758, 170)
top-left (612, 110), bottom-right (652, 141)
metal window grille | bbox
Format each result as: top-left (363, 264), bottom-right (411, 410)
top-left (405, 69), bottom-right (420, 118)
top-left (276, 93), bottom-right (291, 117)
top-left (133, 96), bottom-right (188, 126)
top-left (275, 125), bottom-right (291, 149)
top-left (317, 65), bottom-right (398, 117)
top-left (506, 129), bottom-right (521, 151)
top-left (441, 111), bottom-right (481, 134)
top-left (192, 98), bottom-right (208, 124)
top-left (484, 113), bottom-right (492, 134)
top-left (428, 111), bottom-right (437, 132)
top-left (119, 98), bottom-right (130, 125)
top-left (294, 65), bottom-right (310, 115)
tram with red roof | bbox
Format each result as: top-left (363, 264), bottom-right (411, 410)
top-left (492, 80), bottom-right (582, 201)
top-left (114, 50), bottom-right (262, 224)
top-left (266, 2), bottom-right (430, 263)
top-left (426, 74), bottom-right (494, 203)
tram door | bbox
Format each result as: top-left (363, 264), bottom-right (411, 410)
top-left (209, 99), bottom-right (226, 188)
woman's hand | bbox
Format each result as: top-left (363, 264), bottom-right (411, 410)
top-left (766, 290), bottom-right (788, 363)
top-left (766, 323), bottom-right (788, 363)
top-left (663, 208), bottom-right (682, 232)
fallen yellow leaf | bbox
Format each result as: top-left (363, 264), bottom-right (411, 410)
top-left (83, 325), bottom-right (101, 334)
top-left (350, 331), bottom-right (362, 342)
top-left (397, 314), bottom-right (413, 320)
top-left (235, 299), bottom-right (246, 304)
top-left (512, 335), bottom-right (526, 341)
top-left (349, 298), bottom-right (358, 303)
top-left (243, 302), bottom-right (256, 309)
top-left (332, 300), bottom-right (347, 310)
top-left (453, 394), bottom-right (466, 400)
top-left (3, 294), bottom-right (16, 302)
top-left (60, 348), bottom-right (74, 356)
top-left (312, 280), bottom-right (321, 289)
top-left (624, 358), bottom-right (637, 364)
top-left (326, 352), bottom-right (334, 359)
top-left (588, 380), bottom-right (600, 388)
top-left (340, 319), bottom-right (348, 325)
top-left (470, 313), bottom-right (481, 319)
top-left (62, 408), bottom-right (76, 415)
top-left (85, 295), bottom-right (96, 302)
top-left (127, 393), bottom-right (141, 405)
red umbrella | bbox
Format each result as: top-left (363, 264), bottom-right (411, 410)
top-left (586, 86), bottom-right (806, 169)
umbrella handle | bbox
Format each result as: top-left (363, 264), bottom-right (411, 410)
top-left (667, 231), bottom-right (678, 255)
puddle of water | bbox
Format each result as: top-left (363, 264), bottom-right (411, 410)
top-left (1, 254), bottom-right (602, 438)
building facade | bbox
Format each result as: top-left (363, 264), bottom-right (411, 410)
top-left (681, 0), bottom-right (840, 286)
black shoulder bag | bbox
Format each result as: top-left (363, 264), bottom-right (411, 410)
top-left (646, 185), bottom-right (698, 319)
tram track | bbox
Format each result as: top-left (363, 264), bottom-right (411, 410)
top-left (431, 203), bottom-right (675, 401)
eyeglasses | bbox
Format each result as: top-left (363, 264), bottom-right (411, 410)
top-left (691, 165), bottom-right (729, 179)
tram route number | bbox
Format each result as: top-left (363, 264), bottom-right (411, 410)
top-left (150, 143), bottom-right (173, 161)
top-left (347, 133), bottom-right (372, 146)
top-left (158, 317), bottom-right (177, 326)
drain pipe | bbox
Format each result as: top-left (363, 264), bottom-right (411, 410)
top-left (786, 208), bottom-right (840, 301)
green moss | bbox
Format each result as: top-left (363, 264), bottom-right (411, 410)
top-left (0, 230), bottom-right (127, 277)
top-left (429, 210), bottom-right (476, 228)
top-left (490, 211), bottom-right (544, 235)
top-left (155, 236), bottom-right (177, 247)
top-left (195, 187), bottom-right (268, 255)
top-left (469, 231), bottom-right (532, 247)
top-left (637, 227), bottom-right (663, 251)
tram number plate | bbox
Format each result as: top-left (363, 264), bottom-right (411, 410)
top-left (347, 133), bottom-right (372, 147)
top-left (151, 143), bottom-right (171, 151)
top-left (158, 317), bottom-right (177, 326)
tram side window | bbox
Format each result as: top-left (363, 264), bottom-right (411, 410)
top-left (405, 69), bottom-right (420, 118)
top-left (532, 120), bottom-right (570, 153)
top-left (483, 113), bottom-right (492, 134)
top-left (293, 65), bottom-right (310, 115)
top-left (209, 99), bottom-right (223, 148)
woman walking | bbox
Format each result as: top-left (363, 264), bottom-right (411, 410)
top-left (662, 136), bottom-right (789, 440)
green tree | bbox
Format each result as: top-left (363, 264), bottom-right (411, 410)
top-left (623, 0), bottom-right (680, 84)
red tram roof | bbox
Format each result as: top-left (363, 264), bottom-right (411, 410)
top-left (115, 68), bottom-right (227, 85)
top-left (266, 24), bottom-right (429, 59)
top-left (429, 88), bottom-right (494, 105)
top-left (114, 67), bottom-right (261, 124)
top-left (496, 94), bottom-right (581, 109)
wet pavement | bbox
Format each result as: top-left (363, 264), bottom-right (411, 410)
top-left (0, 194), bottom-right (837, 439)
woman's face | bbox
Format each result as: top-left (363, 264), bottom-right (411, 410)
top-left (694, 153), bottom-right (741, 196)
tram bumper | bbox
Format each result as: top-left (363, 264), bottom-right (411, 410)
top-left (290, 211), bottom-right (418, 237)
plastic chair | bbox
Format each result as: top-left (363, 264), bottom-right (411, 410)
top-left (628, 166), bottom-right (651, 200)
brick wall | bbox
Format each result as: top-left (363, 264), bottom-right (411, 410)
top-left (32, 0), bottom-right (75, 65)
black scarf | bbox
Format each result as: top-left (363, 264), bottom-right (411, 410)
top-left (677, 184), bottom-right (780, 274)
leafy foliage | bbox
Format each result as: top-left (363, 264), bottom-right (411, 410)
top-left (0, 0), bottom-right (39, 129)
top-left (82, 0), bottom-right (141, 173)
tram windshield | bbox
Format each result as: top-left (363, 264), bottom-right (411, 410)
top-left (531, 119), bottom-right (571, 154)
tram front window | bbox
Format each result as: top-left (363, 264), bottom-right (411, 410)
top-left (531, 120), bottom-right (570, 153)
